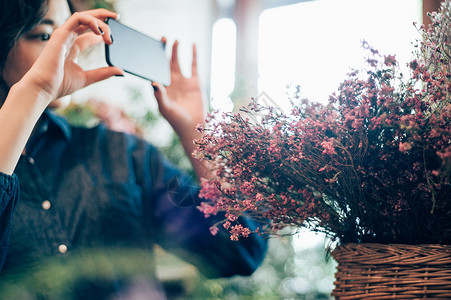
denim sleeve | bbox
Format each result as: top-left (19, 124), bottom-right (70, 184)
top-left (136, 144), bottom-right (267, 278)
top-left (0, 172), bottom-right (19, 272)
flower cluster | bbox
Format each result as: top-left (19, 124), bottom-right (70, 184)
top-left (194, 2), bottom-right (451, 244)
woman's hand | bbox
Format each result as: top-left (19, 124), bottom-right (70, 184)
top-left (21, 9), bottom-right (124, 104)
top-left (0, 9), bottom-right (123, 175)
top-left (152, 41), bottom-right (204, 135)
top-left (152, 41), bottom-right (212, 180)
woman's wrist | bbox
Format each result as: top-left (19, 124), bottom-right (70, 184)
top-left (0, 81), bottom-right (50, 174)
top-left (175, 123), bottom-right (214, 180)
top-left (14, 75), bottom-right (55, 108)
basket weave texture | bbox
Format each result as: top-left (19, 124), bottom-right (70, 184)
top-left (331, 243), bottom-right (451, 299)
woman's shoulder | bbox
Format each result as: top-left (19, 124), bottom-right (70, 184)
top-left (69, 121), bottom-right (160, 156)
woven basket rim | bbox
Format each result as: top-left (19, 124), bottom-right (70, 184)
top-left (332, 243), bottom-right (451, 265)
top-left (332, 243), bottom-right (451, 299)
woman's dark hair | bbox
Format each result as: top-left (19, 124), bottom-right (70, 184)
top-left (0, 0), bottom-right (77, 94)
top-left (0, 0), bottom-right (78, 75)
top-left (0, 0), bottom-right (49, 72)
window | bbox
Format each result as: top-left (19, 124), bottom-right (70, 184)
top-left (210, 18), bottom-right (237, 112)
top-left (258, 0), bottom-right (422, 110)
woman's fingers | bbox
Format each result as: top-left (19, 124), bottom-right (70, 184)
top-left (63, 13), bottom-right (102, 35)
top-left (85, 8), bottom-right (119, 21)
top-left (40, 9), bottom-right (117, 62)
top-left (62, 10), bottom-right (122, 86)
top-left (22, 8), bottom-right (122, 100)
top-left (191, 43), bottom-right (198, 78)
top-left (152, 82), bottom-right (170, 110)
top-left (170, 40), bottom-right (181, 75)
top-left (67, 32), bottom-right (103, 60)
top-left (84, 66), bottom-right (124, 87)
top-left (161, 37), bottom-right (167, 47)
top-left (57, 11), bottom-right (113, 46)
top-left (88, 19), bottom-right (113, 44)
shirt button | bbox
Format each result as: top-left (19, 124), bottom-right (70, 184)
top-left (28, 157), bottom-right (35, 164)
top-left (41, 200), bottom-right (51, 210)
top-left (58, 244), bottom-right (68, 254)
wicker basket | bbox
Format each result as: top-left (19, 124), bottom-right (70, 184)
top-left (331, 243), bottom-right (451, 299)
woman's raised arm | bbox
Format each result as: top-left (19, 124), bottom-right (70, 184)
top-left (0, 9), bottom-right (123, 175)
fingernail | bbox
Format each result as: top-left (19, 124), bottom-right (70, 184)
top-left (116, 13), bottom-right (121, 20)
top-left (98, 27), bottom-right (104, 35)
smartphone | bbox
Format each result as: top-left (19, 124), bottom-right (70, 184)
top-left (105, 18), bottom-right (171, 86)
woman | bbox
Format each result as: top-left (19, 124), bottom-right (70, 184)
top-left (0, 0), bottom-right (266, 298)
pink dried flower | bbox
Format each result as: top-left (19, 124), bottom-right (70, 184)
top-left (320, 139), bottom-right (336, 155)
top-left (399, 142), bottom-right (413, 153)
top-left (209, 226), bottom-right (219, 236)
top-left (384, 54), bottom-right (397, 66)
top-left (195, 2), bottom-right (451, 245)
top-left (195, 124), bottom-right (204, 133)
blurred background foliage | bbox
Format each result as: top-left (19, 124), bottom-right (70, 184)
top-left (185, 236), bottom-right (336, 300)
top-left (71, 0), bottom-right (117, 11)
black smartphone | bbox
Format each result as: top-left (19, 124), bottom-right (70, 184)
top-left (105, 18), bottom-right (171, 86)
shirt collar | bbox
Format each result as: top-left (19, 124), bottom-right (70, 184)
top-left (42, 109), bottom-right (72, 141)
